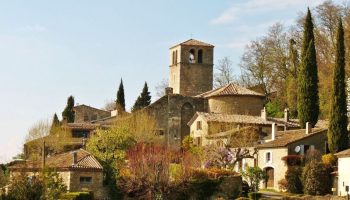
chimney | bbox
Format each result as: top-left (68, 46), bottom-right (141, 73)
top-left (271, 123), bottom-right (277, 140)
top-left (165, 87), bottom-right (173, 95)
top-left (111, 110), bottom-right (118, 117)
top-left (261, 107), bottom-right (267, 120)
top-left (306, 122), bottom-right (312, 135)
top-left (284, 108), bottom-right (289, 122)
top-left (72, 151), bottom-right (78, 165)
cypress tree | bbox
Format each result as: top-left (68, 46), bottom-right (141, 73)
top-left (62, 96), bottom-right (75, 123)
top-left (297, 8), bottom-right (319, 128)
top-left (52, 113), bottom-right (60, 126)
top-left (116, 79), bottom-right (126, 112)
top-left (50, 113), bottom-right (60, 134)
top-left (132, 82), bottom-right (152, 112)
top-left (328, 18), bottom-right (348, 153)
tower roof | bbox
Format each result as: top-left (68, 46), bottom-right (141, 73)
top-left (196, 83), bottom-right (265, 98)
top-left (170, 39), bottom-right (214, 49)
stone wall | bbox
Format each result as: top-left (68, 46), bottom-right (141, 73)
top-left (145, 94), bottom-right (207, 148)
top-left (169, 44), bottom-right (214, 97)
top-left (68, 170), bottom-right (106, 200)
top-left (208, 95), bottom-right (264, 116)
top-left (74, 105), bottom-right (110, 123)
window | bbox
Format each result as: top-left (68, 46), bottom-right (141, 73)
top-left (189, 49), bottom-right (195, 63)
top-left (216, 140), bottom-right (224, 147)
top-left (72, 130), bottom-right (89, 138)
top-left (198, 49), bottom-right (203, 63)
top-left (172, 51), bottom-right (175, 64)
top-left (266, 152), bottom-right (272, 163)
top-left (196, 121), bottom-right (202, 130)
top-left (83, 115), bottom-right (89, 122)
top-left (195, 137), bottom-right (201, 146)
top-left (80, 177), bottom-right (92, 184)
top-left (175, 50), bottom-right (178, 64)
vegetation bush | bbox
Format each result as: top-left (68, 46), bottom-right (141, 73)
top-left (248, 192), bottom-right (262, 200)
top-left (278, 179), bottom-right (288, 192)
top-left (302, 161), bottom-right (331, 195)
top-left (241, 167), bottom-right (267, 192)
top-left (321, 154), bottom-right (337, 167)
top-left (59, 192), bottom-right (92, 200)
top-left (285, 166), bottom-right (303, 194)
top-left (282, 155), bottom-right (304, 166)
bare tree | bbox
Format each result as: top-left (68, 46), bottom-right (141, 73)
top-left (214, 57), bottom-right (236, 88)
top-left (103, 99), bottom-right (116, 111)
top-left (154, 79), bottom-right (168, 98)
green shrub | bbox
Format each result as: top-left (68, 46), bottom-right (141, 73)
top-left (248, 192), bottom-right (262, 200)
top-left (285, 166), bottom-right (303, 194)
top-left (302, 161), bottom-right (331, 195)
top-left (59, 192), bottom-right (93, 200)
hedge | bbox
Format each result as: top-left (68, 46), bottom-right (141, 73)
top-left (59, 192), bottom-right (93, 200)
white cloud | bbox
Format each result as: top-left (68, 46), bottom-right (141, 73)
top-left (210, 0), bottom-right (325, 25)
top-left (19, 24), bottom-right (48, 33)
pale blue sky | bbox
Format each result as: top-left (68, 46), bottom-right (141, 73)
top-left (0, 0), bottom-right (344, 162)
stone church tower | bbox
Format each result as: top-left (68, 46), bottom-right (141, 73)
top-left (169, 39), bottom-right (214, 96)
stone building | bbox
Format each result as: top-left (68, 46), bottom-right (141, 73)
top-left (169, 39), bottom-right (214, 97)
top-left (255, 126), bottom-right (328, 190)
top-left (187, 110), bottom-right (300, 147)
top-left (73, 104), bottom-right (111, 123)
top-left (9, 149), bottom-right (107, 199)
top-left (196, 83), bottom-right (265, 116)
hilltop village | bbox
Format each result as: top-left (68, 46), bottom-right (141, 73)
top-left (0, 3), bottom-right (350, 200)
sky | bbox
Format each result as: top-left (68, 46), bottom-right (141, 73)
top-left (0, 0), bottom-right (345, 163)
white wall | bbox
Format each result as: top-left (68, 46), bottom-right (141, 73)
top-left (338, 157), bottom-right (350, 196)
top-left (258, 148), bottom-right (288, 190)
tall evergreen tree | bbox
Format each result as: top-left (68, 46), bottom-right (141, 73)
top-left (297, 8), bottom-right (319, 128)
top-left (328, 18), bottom-right (348, 153)
top-left (287, 39), bottom-right (299, 118)
top-left (116, 79), bottom-right (126, 112)
top-left (62, 96), bottom-right (75, 123)
top-left (132, 82), bottom-right (152, 112)
top-left (52, 113), bottom-right (60, 126)
top-left (50, 113), bottom-right (60, 134)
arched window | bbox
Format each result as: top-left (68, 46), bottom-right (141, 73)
top-left (189, 49), bottom-right (195, 63)
top-left (172, 51), bottom-right (176, 64)
top-left (175, 50), bottom-right (178, 64)
top-left (198, 49), bottom-right (203, 63)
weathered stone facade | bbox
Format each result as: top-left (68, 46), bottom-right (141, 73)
top-left (208, 95), bottom-right (264, 116)
top-left (73, 104), bottom-right (110, 123)
top-left (144, 94), bottom-right (207, 147)
top-left (169, 39), bottom-right (214, 97)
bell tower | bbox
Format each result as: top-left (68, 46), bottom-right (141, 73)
top-left (169, 39), bottom-right (214, 96)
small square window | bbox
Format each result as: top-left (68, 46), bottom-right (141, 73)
top-left (80, 177), bottom-right (92, 184)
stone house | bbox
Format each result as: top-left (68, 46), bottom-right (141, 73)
top-left (9, 149), bottom-right (107, 199)
top-left (188, 109), bottom-right (300, 147)
top-left (255, 126), bottom-right (328, 190)
top-left (335, 148), bottom-right (350, 196)
top-left (73, 104), bottom-right (111, 123)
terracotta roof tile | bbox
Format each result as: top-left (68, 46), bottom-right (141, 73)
top-left (335, 149), bottom-right (350, 158)
top-left (196, 83), bottom-right (265, 98)
top-left (171, 39), bottom-right (214, 48)
top-left (257, 128), bottom-right (327, 148)
top-left (9, 149), bottom-right (102, 171)
top-left (189, 112), bottom-right (297, 128)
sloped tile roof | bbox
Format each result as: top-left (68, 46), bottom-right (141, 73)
top-left (196, 83), bottom-right (265, 98)
top-left (257, 128), bottom-right (327, 148)
top-left (335, 149), bottom-right (350, 158)
top-left (188, 112), bottom-right (298, 128)
top-left (171, 39), bottom-right (214, 48)
top-left (9, 149), bottom-right (102, 171)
